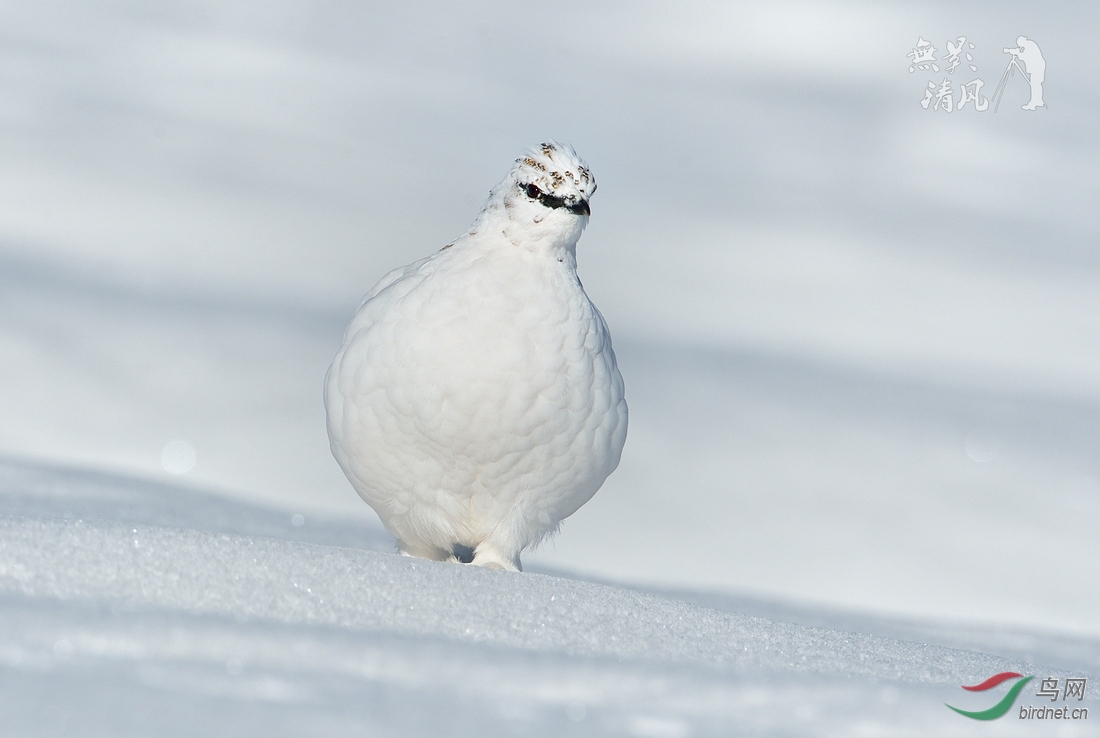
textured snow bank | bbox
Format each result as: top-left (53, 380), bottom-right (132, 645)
top-left (0, 516), bottom-right (1026, 682)
top-left (0, 459), bottom-right (1095, 737)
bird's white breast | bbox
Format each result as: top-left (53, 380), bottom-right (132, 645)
top-left (325, 242), bottom-right (627, 554)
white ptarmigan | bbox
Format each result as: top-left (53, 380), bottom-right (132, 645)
top-left (325, 142), bottom-right (627, 571)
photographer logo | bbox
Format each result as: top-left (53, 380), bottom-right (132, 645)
top-left (908, 36), bottom-right (1046, 112)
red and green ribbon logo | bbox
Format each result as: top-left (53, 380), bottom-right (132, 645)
top-left (946, 672), bottom-right (1033, 720)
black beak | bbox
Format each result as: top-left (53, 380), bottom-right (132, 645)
top-left (569, 199), bottom-right (591, 216)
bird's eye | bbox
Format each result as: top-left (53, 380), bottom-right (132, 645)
top-left (524, 183), bottom-right (542, 199)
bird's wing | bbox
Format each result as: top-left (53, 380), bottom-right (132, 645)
top-left (356, 255), bottom-right (434, 310)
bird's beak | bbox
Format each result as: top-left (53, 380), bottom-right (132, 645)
top-left (569, 199), bottom-right (591, 216)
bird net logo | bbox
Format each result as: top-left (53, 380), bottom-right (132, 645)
top-left (945, 672), bottom-right (1089, 721)
top-left (907, 35), bottom-right (1046, 112)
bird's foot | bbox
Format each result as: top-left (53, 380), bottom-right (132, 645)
top-left (471, 544), bottom-right (521, 572)
top-left (397, 540), bottom-right (451, 561)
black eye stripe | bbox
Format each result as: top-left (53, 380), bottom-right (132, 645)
top-left (520, 182), bottom-right (588, 214)
top-left (538, 193), bottom-right (568, 209)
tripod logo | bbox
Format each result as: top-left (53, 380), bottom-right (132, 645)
top-left (996, 37), bottom-right (1046, 110)
top-left (908, 35), bottom-right (1046, 113)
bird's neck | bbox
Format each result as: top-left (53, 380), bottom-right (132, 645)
top-left (464, 202), bottom-right (583, 264)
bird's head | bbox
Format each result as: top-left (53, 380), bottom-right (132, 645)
top-left (472, 141), bottom-right (597, 252)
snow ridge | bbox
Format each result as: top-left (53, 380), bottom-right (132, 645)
top-left (0, 459), bottom-right (1094, 737)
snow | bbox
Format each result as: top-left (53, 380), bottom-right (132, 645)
top-left (1, 458), bottom-right (1096, 736)
top-left (1, 0), bottom-right (1099, 733)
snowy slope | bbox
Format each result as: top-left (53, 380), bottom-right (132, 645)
top-left (2, 0), bottom-right (1099, 637)
top-left (0, 459), bottom-right (1095, 737)
top-left (1, 1), bottom-right (1099, 733)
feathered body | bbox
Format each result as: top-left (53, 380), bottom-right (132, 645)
top-left (324, 142), bottom-right (627, 570)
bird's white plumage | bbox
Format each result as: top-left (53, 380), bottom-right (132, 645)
top-left (325, 142), bottom-right (627, 571)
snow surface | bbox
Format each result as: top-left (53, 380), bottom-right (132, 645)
top-left (0, 459), bottom-right (1096, 736)
top-left (2, 1), bottom-right (1099, 733)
